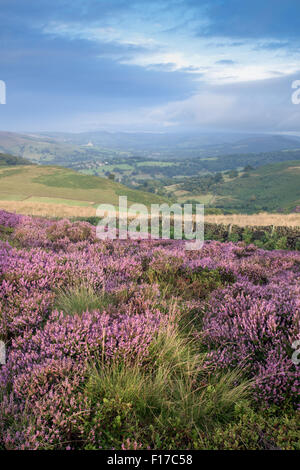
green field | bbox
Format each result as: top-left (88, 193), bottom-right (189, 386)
top-left (1, 151), bottom-right (299, 215)
top-left (0, 164), bottom-right (168, 208)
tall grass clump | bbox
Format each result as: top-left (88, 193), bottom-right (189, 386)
top-left (83, 321), bottom-right (251, 449)
top-left (54, 285), bottom-right (106, 316)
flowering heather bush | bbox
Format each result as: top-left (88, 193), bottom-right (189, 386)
top-left (202, 281), bottom-right (300, 406)
top-left (0, 210), bottom-right (23, 228)
top-left (12, 217), bottom-right (96, 250)
top-left (0, 209), bottom-right (299, 449)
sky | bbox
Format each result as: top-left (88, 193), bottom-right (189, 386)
top-left (0, 0), bottom-right (300, 133)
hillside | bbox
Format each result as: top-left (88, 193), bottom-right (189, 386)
top-left (0, 131), bottom-right (119, 166)
top-left (173, 161), bottom-right (300, 213)
top-left (1, 131), bottom-right (300, 167)
top-left (203, 134), bottom-right (300, 155)
top-left (215, 161), bottom-right (300, 213)
top-left (0, 164), bottom-right (168, 214)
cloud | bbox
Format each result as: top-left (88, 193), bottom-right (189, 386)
top-left (40, 2), bottom-right (300, 86)
top-left (215, 60), bottom-right (236, 65)
top-left (145, 72), bottom-right (300, 132)
top-left (1, 0), bottom-right (300, 132)
top-left (60, 72), bottom-right (300, 133)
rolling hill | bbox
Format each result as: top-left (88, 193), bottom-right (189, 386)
top-left (1, 130), bottom-right (300, 166)
top-left (0, 131), bottom-right (120, 167)
top-left (0, 163), bottom-right (169, 217)
top-left (175, 161), bottom-right (300, 213)
top-left (215, 161), bottom-right (300, 213)
top-left (201, 134), bottom-right (300, 155)
top-left (25, 130), bottom-right (300, 154)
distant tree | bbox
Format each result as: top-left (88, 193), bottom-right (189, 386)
top-left (227, 169), bottom-right (238, 178)
top-left (244, 164), bottom-right (254, 172)
top-left (214, 172), bottom-right (223, 183)
top-left (108, 173), bottom-right (115, 181)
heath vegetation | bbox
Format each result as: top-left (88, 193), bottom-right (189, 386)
top-left (0, 209), bottom-right (299, 450)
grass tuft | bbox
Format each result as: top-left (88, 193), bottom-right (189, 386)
top-left (54, 285), bottom-right (107, 316)
top-left (83, 321), bottom-right (251, 449)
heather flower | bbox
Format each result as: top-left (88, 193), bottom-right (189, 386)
top-left (0, 209), bottom-right (299, 449)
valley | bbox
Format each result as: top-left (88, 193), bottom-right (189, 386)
top-left (1, 131), bottom-right (300, 215)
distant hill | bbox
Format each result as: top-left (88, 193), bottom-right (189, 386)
top-left (0, 164), bottom-right (168, 209)
top-left (174, 160), bottom-right (300, 213)
top-left (35, 130), bottom-right (300, 153)
top-left (0, 131), bottom-right (114, 166)
top-left (1, 130), bottom-right (300, 165)
top-left (202, 134), bottom-right (300, 156)
top-left (214, 161), bottom-right (300, 213)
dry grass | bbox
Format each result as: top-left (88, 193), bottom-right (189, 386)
top-left (205, 212), bottom-right (300, 227)
top-left (0, 200), bottom-right (97, 218)
top-left (1, 201), bottom-right (300, 228)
